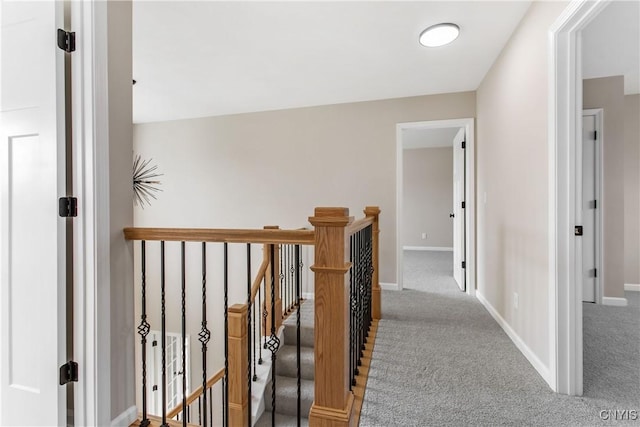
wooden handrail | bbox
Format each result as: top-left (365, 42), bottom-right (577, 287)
top-left (166, 367), bottom-right (225, 419)
top-left (250, 257), bottom-right (270, 302)
top-left (123, 227), bottom-right (314, 245)
top-left (346, 216), bottom-right (374, 235)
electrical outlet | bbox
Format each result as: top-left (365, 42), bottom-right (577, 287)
top-left (421, 232), bottom-right (427, 240)
top-left (514, 292), bottom-right (519, 309)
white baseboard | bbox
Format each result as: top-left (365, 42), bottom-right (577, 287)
top-left (403, 246), bottom-right (453, 252)
top-left (111, 405), bottom-right (137, 427)
top-left (624, 283), bottom-right (640, 292)
top-left (380, 282), bottom-right (399, 291)
top-left (476, 291), bottom-right (554, 389)
top-left (302, 292), bottom-right (315, 300)
top-left (602, 296), bottom-right (628, 306)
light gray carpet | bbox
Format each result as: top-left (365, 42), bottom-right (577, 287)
top-left (359, 251), bottom-right (640, 426)
top-left (584, 291), bottom-right (640, 408)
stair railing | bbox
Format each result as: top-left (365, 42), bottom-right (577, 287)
top-left (124, 205), bottom-right (381, 427)
top-left (307, 207), bottom-right (381, 427)
top-left (124, 226), bottom-right (313, 427)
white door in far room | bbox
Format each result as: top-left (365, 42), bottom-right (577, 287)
top-left (581, 113), bottom-right (599, 303)
top-left (0, 1), bottom-right (68, 425)
top-left (452, 128), bottom-right (466, 291)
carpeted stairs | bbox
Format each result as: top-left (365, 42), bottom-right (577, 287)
top-left (256, 301), bottom-right (314, 426)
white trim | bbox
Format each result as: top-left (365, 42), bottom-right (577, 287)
top-left (624, 284), bottom-right (640, 292)
top-left (380, 282), bottom-right (399, 291)
top-left (549, 0), bottom-right (611, 396)
top-left (476, 292), bottom-right (554, 388)
top-left (302, 292), bottom-right (315, 301)
top-left (602, 297), bottom-right (628, 307)
top-left (110, 406), bottom-right (137, 427)
top-left (72, 1), bottom-right (111, 424)
top-left (403, 246), bottom-right (453, 252)
top-left (396, 118), bottom-right (476, 296)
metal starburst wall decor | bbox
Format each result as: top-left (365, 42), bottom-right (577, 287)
top-left (133, 155), bottom-right (163, 208)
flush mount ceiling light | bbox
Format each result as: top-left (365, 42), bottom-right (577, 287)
top-left (419, 23), bottom-right (460, 47)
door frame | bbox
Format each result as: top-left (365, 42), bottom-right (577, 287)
top-left (548, 0), bottom-right (611, 396)
top-left (395, 118), bottom-right (476, 295)
top-left (579, 109), bottom-right (604, 305)
top-left (70, 1), bottom-right (112, 424)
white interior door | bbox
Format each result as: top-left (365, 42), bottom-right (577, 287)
top-left (0, 1), bottom-right (67, 425)
top-left (147, 331), bottom-right (190, 416)
top-left (453, 128), bottom-right (465, 291)
top-left (581, 114), bottom-right (598, 303)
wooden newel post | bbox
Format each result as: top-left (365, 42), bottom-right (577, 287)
top-left (308, 207), bottom-right (355, 427)
top-left (364, 206), bottom-right (382, 320)
top-left (264, 226), bottom-right (282, 335)
top-left (228, 304), bottom-right (249, 427)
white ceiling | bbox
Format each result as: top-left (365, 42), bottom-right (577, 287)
top-left (133, 1), bottom-right (532, 123)
top-left (403, 127), bottom-right (460, 149)
top-left (582, 0), bottom-right (640, 95)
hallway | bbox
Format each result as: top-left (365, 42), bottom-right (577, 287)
top-left (359, 251), bottom-right (636, 426)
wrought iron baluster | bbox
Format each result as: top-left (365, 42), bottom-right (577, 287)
top-left (253, 297), bottom-right (258, 381)
top-left (199, 242), bottom-right (211, 427)
top-left (267, 244), bottom-right (281, 426)
top-left (258, 284), bottom-right (264, 365)
top-left (246, 243), bottom-right (253, 424)
top-left (138, 241), bottom-right (151, 427)
top-left (289, 245), bottom-right (295, 312)
top-left (295, 245), bottom-right (302, 427)
top-left (282, 245), bottom-right (287, 313)
top-left (161, 241), bottom-right (168, 427)
top-left (359, 229), bottom-right (366, 360)
top-left (366, 225), bottom-right (373, 334)
top-left (198, 395), bottom-right (202, 425)
top-left (223, 243), bottom-right (229, 427)
top-left (349, 234), bottom-right (356, 387)
top-left (181, 241), bottom-right (187, 427)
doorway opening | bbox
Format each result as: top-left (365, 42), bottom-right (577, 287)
top-left (396, 118), bottom-right (475, 295)
top-left (551, 0), bottom-right (639, 399)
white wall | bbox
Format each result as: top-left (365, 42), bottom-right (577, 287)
top-left (476, 1), bottom-right (569, 380)
top-left (625, 94), bottom-right (640, 285)
top-left (108, 0), bottom-right (136, 421)
top-left (133, 92), bottom-right (476, 286)
top-left (402, 147), bottom-right (453, 248)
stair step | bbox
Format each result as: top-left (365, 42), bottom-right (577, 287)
top-left (276, 345), bottom-right (314, 380)
top-left (283, 323), bottom-right (314, 348)
top-left (264, 375), bottom-right (314, 418)
top-left (254, 411), bottom-right (309, 427)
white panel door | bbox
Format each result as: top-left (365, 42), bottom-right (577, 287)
top-left (581, 115), bottom-right (597, 303)
top-left (0, 1), bottom-right (67, 425)
top-left (453, 128), bottom-right (465, 291)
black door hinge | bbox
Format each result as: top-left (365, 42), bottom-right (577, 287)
top-left (462, 261), bottom-right (466, 269)
top-left (461, 201), bottom-right (466, 209)
top-left (575, 226), bottom-right (583, 236)
top-left (59, 197), bottom-right (78, 217)
top-left (593, 268), bottom-right (598, 278)
top-left (594, 130), bottom-right (598, 140)
top-left (57, 29), bottom-right (76, 53)
top-left (59, 360), bottom-right (78, 385)
top-left (152, 340), bottom-right (158, 347)
top-left (462, 140), bottom-right (466, 149)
